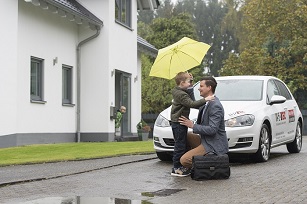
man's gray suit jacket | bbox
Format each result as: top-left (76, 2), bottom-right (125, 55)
top-left (192, 97), bottom-right (229, 154)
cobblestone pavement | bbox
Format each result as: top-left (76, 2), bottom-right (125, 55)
top-left (0, 137), bottom-right (307, 204)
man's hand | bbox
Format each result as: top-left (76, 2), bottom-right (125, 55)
top-left (178, 116), bottom-right (194, 128)
top-left (187, 72), bottom-right (194, 87)
top-left (205, 94), bottom-right (215, 101)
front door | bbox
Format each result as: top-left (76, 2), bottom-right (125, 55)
top-left (115, 71), bottom-right (131, 136)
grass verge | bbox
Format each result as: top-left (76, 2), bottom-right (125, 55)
top-left (0, 140), bottom-right (154, 167)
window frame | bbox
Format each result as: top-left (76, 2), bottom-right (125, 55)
top-left (115, 0), bottom-right (132, 29)
top-left (62, 64), bottom-right (73, 105)
top-left (30, 57), bottom-right (45, 102)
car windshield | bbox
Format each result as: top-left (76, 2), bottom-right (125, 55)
top-left (194, 79), bottom-right (263, 101)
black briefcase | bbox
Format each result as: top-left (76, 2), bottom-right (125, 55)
top-left (191, 152), bottom-right (230, 180)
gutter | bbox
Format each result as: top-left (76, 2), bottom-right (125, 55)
top-left (43, 0), bottom-right (104, 28)
top-left (76, 26), bottom-right (101, 142)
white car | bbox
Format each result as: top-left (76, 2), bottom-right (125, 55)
top-left (153, 76), bottom-right (303, 162)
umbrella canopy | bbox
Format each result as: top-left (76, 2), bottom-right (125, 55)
top-left (149, 37), bottom-right (211, 79)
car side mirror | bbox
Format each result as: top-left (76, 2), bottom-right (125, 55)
top-left (269, 95), bottom-right (286, 105)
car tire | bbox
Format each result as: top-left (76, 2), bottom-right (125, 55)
top-left (156, 152), bottom-right (173, 161)
top-left (254, 124), bottom-right (271, 162)
top-left (286, 121), bottom-right (302, 153)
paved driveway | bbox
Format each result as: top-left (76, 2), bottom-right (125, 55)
top-left (0, 137), bottom-right (307, 204)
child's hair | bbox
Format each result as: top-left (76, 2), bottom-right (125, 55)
top-left (120, 106), bottom-right (126, 112)
top-left (174, 72), bottom-right (189, 86)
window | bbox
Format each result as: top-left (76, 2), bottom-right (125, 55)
top-left (267, 79), bottom-right (279, 103)
top-left (62, 65), bottom-right (73, 104)
top-left (274, 80), bottom-right (292, 100)
top-left (115, 0), bottom-right (131, 27)
top-left (30, 57), bottom-right (44, 101)
top-left (215, 80), bottom-right (263, 101)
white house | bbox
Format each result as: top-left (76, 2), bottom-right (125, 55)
top-left (0, 0), bottom-right (159, 148)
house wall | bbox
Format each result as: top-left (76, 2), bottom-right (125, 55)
top-left (76, 1), bottom-right (113, 141)
top-left (108, 0), bottom-right (141, 134)
top-left (78, 0), bottom-right (141, 138)
top-left (0, 1), bottom-right (79, 147)
top-left (0, 1), bottom-right (18, 146)
top-left (0, 0), bottom-right (143, 147)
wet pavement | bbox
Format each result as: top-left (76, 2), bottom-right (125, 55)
top-left (0, 154), bottom-right (157, 186)
top-left (0, 137), bottom-right (307, 204)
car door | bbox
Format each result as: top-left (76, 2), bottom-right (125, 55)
top-left (274, 79), bottom-right (297, 141)
top-left (267, 79), bottom-right (287, 145)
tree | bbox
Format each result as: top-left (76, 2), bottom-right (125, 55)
top-left (155, 0), bottom-right (175, 19)
top-left (172, 0), bottom-right (239, 76)
top-left (139, 13), bottom-right (201, 113)
top-left (220, 0), bottom-right (307, 107)
top-left (137, 9), bottom-right (155, 24)
top-left (138, 0), bottom-right (238, 113)
top-left (140, 55), bottom-right (173, 113)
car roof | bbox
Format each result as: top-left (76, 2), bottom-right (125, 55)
top-left (215, 75), bottom-right (279, 81)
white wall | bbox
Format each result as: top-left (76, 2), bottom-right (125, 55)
top-left (16, 1), bottom-right (78, 133)
top-left (0, 1), bottom-right (18, 136)
top-left (108, 0), bottom-right (140, 133)
top-left (0, 0), bottom-right (143, 141)
top-left (78, 0), bottom-right (141, 134)
top-left (77, 0), bottom-right (113, 133)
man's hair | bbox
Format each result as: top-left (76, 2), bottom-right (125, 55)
top-left (200, 76), bottom-right (217, 93)
top-left (174, 72), bottom-right (189, 85)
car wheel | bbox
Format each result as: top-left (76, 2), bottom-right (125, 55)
top-left (156, 152), bottom-right (173, 161)
top-left (254, 124), bottom-right (270, 162)
top-left (286, 121), bottom-right (302, 153)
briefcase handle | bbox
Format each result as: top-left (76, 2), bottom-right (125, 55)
top-left (204, 151), bottom-right (218, 156)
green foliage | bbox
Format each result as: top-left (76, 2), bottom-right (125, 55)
top-left (155, 0), bottom-right (176, 19)
top-left (139, 12), bottom-right (200, 113)
top-left (166, 0), bottom-right (237, 76)
top-left (139, 0), bottom-right (307, 111)
top-left (193, 0), bottom-right (239, 76)
top-left (137, 119), bottom-right (148, 129)
top-left (136, 119), bottom-right (151, 132)
top-left (141, 55), bottom-right (173, 113)
top-left (147, 13), bottom-right (198, 49)
top-left (137, 9), bottom-right (155, 24)
top-left (220, 0), bottom-right (307, 97)
top-left (137, 21), bottom-right (153, 40)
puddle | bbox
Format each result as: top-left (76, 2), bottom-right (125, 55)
top-left (18, 196), bottom-right (153, 204)
top-left (16, 189), bottom-right (185, 203)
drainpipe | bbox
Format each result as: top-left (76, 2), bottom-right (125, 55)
top-left (76, 26), bottom-right (101, 142)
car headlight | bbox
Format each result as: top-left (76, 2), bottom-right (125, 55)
top-left (225, 114), bottom-right (255, 127)
top-left (154, 114), bottom-right (170, 127)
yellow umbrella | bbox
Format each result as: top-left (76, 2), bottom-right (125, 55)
top-left (149, 37), bottom-right (211, 80)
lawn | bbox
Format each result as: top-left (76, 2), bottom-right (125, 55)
top-left (0, 140), bottom-right (154, 167)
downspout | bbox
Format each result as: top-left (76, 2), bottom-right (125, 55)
top-left (76, 26), bottom-right (101, 142)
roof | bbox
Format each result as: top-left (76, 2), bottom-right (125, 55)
top-left (24, 0), bottom-right (103, 29)
top-left (137, 36), bottom-right (158, 57)
top-left (24, 0), bottom-right (161, 29)
top-left (24, 0), bottom-right (158, 56)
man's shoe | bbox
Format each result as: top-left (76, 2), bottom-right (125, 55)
top-left (171, 167), bottom-right (191, 177)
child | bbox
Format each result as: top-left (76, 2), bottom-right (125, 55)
top-left (170, 72), bottom-right (214, 177)
top-left (115, 106), bottom-right (126, 129)
top-left (115, 106), bottom-right (126, 141)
